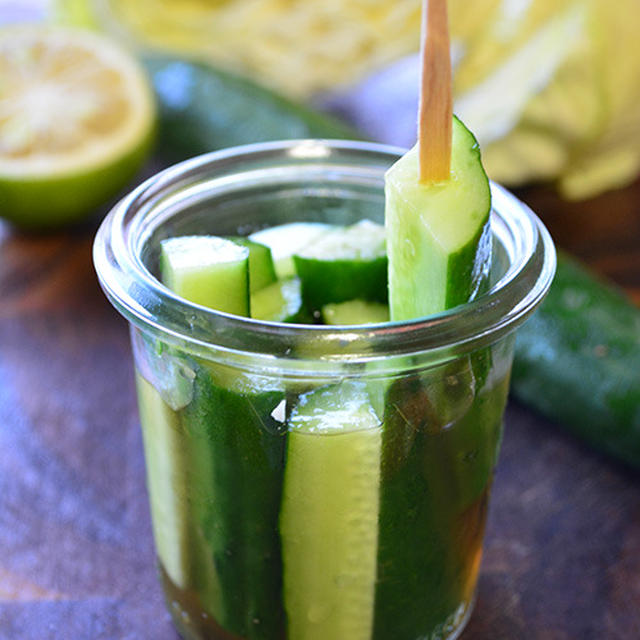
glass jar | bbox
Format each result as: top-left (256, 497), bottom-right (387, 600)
top-left (93, 139), bottom-right (555, 640)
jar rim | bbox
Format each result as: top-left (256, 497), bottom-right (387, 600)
top-left (93, 139), bottom-right (556, 364)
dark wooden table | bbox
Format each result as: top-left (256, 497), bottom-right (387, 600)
top-left (0, 174), bottom-right (638, 640)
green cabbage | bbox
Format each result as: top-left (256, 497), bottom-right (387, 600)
top-left (451, 0), bottom-right (640, 198)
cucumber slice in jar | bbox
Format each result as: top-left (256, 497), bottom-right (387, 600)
top-left (135, 372), bottom-right (191, 590)
top-left (181, 366), bottom-right (286, 638)
top-left (385, 116), bottom-right (491, 321)
top-left (159, 235), bottom-right (250, 315)
top-left (322, 299), bottom-right (390, 325)
top-left (158, 235), bottom-right (287, 636)
top-left (293, 219), bottom-right (388, 312)
top-left (280, 380), bottom-right (382, 640)
top-left (250, 222), bottom-right (332, 279)
top-left (227, 236), bottom-right (278, 293)
top-left (250, 277), bottom-right (311, 323)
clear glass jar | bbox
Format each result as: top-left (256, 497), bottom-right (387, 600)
top-left (93, 140), bottom-right (555, 640)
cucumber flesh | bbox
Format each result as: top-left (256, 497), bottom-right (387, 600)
top-left (385, 116), bottom-right (491, 320)
top-left (280, 381), bottom-right (382, 640)
top-left (135, 373), bottom-right (191, 590)
top-left (322, 299), bottom-right (390, 325)
top-left (160, 235), bottom-right (249, 315)
top-left (293, 219), bottom-right (388, 310)
top-left (228, 236), bottom-right (277, 293)
top-left (250, 222), bottom-right (332, 278)
top-left (250, 277), bottom-right (311, 323)
top-left (296, 220), bottom-right (385, 261)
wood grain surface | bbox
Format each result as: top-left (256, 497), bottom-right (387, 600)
top-left (0, 176), bottom-right (638, 639)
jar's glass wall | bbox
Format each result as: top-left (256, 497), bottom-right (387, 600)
top-left (133, 321), bottom-right (514, 640)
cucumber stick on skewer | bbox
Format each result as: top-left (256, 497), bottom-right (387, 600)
top-left (385, 117), bottom-right (491, 320)
top-left (381, 15), bottom-right (493, 620)
top-left (280, 381), bottom-right (383, 640)
top-left (384, 2), bottom-right (491, 320)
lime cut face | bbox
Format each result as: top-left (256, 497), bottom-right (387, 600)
top-left (0, 26), bottom-right (155, 228)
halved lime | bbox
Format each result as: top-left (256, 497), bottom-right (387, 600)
top-left (0, 26), bottom-right (155, 228)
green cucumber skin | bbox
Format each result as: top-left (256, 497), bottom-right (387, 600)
top-left (512, 251), bottom-right (640, 469)
top-left (373, 352), bottom-right (509, 640)
top-left (145, 57), bottom-right (361, 163)
top-left (180, 364), bottom-right (287, 639)
top-left (441, 129), bottom-right (492, 310)
top-left (293, 255), bottom-right (388, 311)
top-left (444, 218), bottom-right (492, 309)
top-left (228, 237), bottom-right (278, 294)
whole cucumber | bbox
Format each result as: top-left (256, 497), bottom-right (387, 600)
top-left (512, 251), bottom-right (640, 469)
top-left (144, 56), bottom-right (361, 163)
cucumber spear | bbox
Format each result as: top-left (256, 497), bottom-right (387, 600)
top-left (385, 0), bottom-right (491, 321)
top-left (159, 236), bottom-right (287, 638)
top-left (376, 3), bottom-right (494, 637)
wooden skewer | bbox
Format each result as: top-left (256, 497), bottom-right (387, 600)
top-left (418, 0), bottom-right (452, 184)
